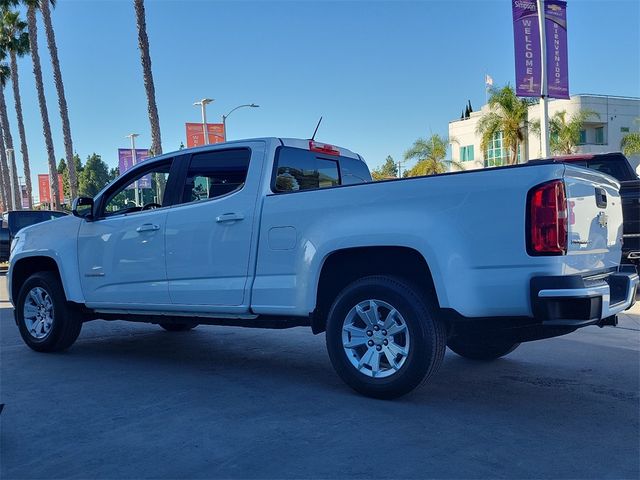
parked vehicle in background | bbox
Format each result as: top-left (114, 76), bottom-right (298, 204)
top-left (7, 138), bottom-right (639, 398)
top-left (0, 210), bottom-right (67, 262)
top-left (554, 152), bottom-right (640, 269)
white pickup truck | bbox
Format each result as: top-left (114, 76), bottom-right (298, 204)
top-left (8, 138), bottom-right (638, 398)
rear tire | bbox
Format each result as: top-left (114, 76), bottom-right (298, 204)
top-left (325, 275), bottom-right (446, 399)
top-left (159, 322), bottom-right (197, 332)
top-left (16, 272), bottom-right (82, 353)
top-left (447, 336), bottom-right (520, 361)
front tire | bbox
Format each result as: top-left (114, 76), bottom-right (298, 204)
top-left (447, 336), bottom-right (520, 361)
top-left (325, 276), bottom-right (446, 399)
top-left (16, 272), bottom-right (82, 353)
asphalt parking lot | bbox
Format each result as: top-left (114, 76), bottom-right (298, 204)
top-left (1, 275), bottom-right (639, 479)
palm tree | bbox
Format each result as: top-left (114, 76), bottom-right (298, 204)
top-left (40, 0), bottom-right (77, 200)
top-left (0, 67), bottom-right (11, 209)
top-left (621, 132), bottom-right (640, 157)
top-left (0, 49), bottom-right (19, 209)
top-left (621, 120), bottom-right (640, 157)
top-left (476, 85), bottom-right (530, 165)
top-left (25, 0), bottom-right (59, 209)
top-left (0, 9), bottom-right (31, 208)
top-left (134, 0), bottom-right (164, 199)
top-left (530, 109), bottom-right (599, 155)
top-left (134, 0), bottom-right (162, 156)
top-left (403, 134), bottom-right (464, 177)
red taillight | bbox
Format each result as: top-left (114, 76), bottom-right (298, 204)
top-left (528, 180), bottom-right (568, 255)
top-left (309, 140), bottom-right (340, 156)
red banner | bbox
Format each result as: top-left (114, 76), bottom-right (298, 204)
top-left (38, 174), bottom-right (64, 205)
top-left (185, 123), bottom-right (226, 148)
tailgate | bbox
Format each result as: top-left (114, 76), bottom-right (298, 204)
top-left (564, 165), bottom-right (623, 273)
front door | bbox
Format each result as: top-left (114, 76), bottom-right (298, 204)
top-left (165, 144), bottom-right (263, 306)
top-left (78, 157), bottom-right (175, 306)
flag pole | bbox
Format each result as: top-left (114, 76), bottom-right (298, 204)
top-left (537, 0), bottom-right (550, 158)
top-left (485, 73), bottom-right (488, 105)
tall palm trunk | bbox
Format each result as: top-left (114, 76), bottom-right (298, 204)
top-left (134, 0), bottom-right (165, 199)
top-left (0, 124), bottom-right (8, 209)
top-left (40, 0), bottom-right (76, 200)
top-left (0, 85), bottom-right (19, 209)
top-left (9, 51), bottom-right (31, 208)
top-left (27, 5), bottom-right (59, 210)
top-left (134, 0), bottom-right (162, 157)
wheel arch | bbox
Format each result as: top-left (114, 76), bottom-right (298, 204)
top-left (10, 255), bottom-right (68, 305)
top-left (312, 246), bottom-right (443, 334)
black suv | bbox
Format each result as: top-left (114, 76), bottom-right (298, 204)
top-left (0, 210), bottom-right (67, 262)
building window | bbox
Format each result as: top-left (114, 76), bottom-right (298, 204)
top-left (595, 127), bottom-right (605, 145)
top-left (485, 131), bottom-right (507, 167)
top-left (460, 145), bottom-right (474, 161)
top-left (578, 130), bottom-right (587, 145)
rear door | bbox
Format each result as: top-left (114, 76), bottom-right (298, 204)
top-left (563, 165), bottom-right (623, 273)
top-left (165, 143), bottom-right (265, 307)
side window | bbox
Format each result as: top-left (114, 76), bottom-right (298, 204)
top-left (179, 149), bottom-right (250, 205)
top-left (586, 160), bottom-right (630, 182)
top-left (341, 158), bottom-right (372, 185)
top-left (274, 147), bottom-right (340, 192)
top-left (103, 159), bottom-right (172, 216)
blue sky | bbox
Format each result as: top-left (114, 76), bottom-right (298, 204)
top-left (6, 0), bottom-right (640, 200)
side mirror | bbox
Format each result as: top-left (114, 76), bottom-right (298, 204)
top-left (72, 197), bottom-right (94, 220)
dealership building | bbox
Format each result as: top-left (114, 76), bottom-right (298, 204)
top-left (448, 94), bottom-right (640, 172)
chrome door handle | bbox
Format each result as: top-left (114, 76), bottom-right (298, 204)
top-left (136, 223), bottom-right (160, 233)
top-left (216, 213), bottom-right (245, 223)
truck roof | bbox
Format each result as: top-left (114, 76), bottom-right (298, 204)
top-left (172, 137), bottom-right (364, 162)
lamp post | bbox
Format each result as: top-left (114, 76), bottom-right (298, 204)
top-left (222, 103), bottom-right (259, 141)
top-left (194, 98), bottom-right (214, 145)
top-left (537, 0), bottom-right (550, 158)
top-left (125, 133), bottom-right (140, 206)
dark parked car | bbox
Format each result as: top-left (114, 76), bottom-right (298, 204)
top-left (0, 210), bottom-right (67, 262)
top-left (554, 152), bottom-right (640, 268)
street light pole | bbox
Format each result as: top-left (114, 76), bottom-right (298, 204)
top-left (537, 0), bottom-right (550, 158)
top-left (222, 103), bottom-right (259, 141)
top-left (125, 133), bottom-right (140, 206)
top-left (193, 98), bottom-right (214, 145)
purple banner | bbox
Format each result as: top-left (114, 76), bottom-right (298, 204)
top-left (512, 0), bottom-right (541, 97)
top-left (118, 148), bottom-right (151, 189)
top-left (545, 0), bottom-right (569, 99)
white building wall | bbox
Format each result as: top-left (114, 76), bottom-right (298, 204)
top-left (449, 109), bottom-right (486, 171)
top-left (449, 94), bottom-right (640, 173)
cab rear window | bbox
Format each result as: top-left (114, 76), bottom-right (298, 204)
top-left (273, 147), bottom-right (341, 192)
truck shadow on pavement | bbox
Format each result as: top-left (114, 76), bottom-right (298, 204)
top-left (42, 320), bottom-right (640, 407)
top-left (3, 314), bottom-right (639, 479)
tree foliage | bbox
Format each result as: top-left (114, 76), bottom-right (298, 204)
top-left (621, 132), bottom-right (640, 157)
top-left (476, 84), bottom-right (531, 165)
top-left (371, 155), bottom-right (398, 181)
top-left (78, 153), bottom-right (110, 198)
top-left (621, 120), bottom-right (640, 157)
top-left (530, 109), bottom-right (599, 155)
top-left (403, 134), bottom-right (463, 177)
top-left (57, 153), bottom-right (82, 199)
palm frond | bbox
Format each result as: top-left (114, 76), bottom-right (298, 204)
top-left (621, 132), bottom-right (640, 157)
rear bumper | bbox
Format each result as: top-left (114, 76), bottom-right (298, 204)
top-left (531, 268), bottom-right (638, 327)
